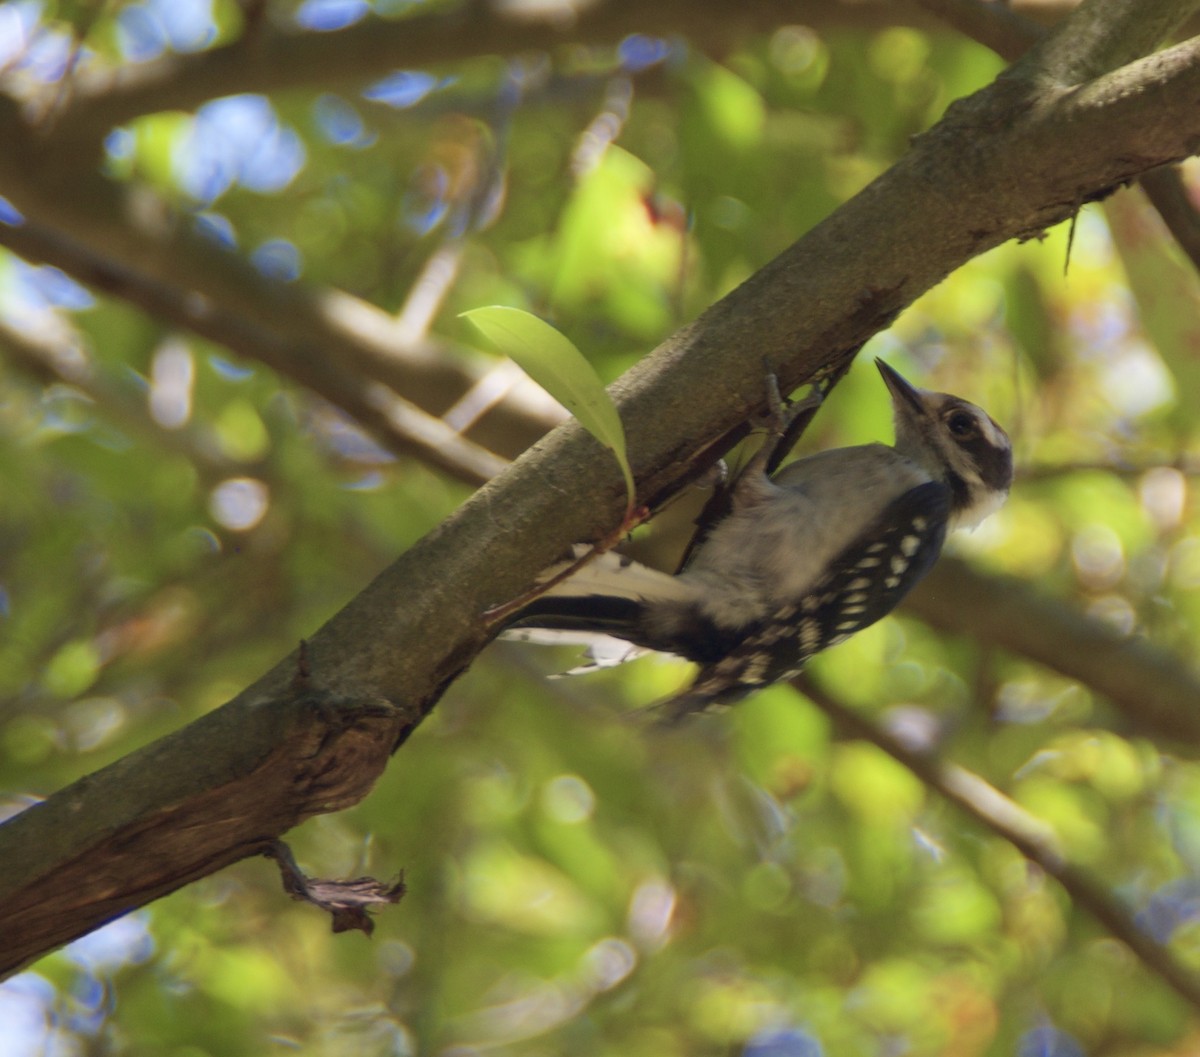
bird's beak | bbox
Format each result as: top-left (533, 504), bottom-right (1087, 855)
top-left (875, 358), bottom-right (927, 417)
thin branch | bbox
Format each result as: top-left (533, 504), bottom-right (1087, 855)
top-left (0, 103), bottom-right (560, 461)
top-left (35, 1), bottom-right (990, 145)
top-left (362, 381), bottom-right (510, 485)
top-left (0, 219), bottom-right (511, 487)
top-left (798, 675), bottom-right (1200, 1016)
top-left (21, 0), bottom-right (1200, 152)
top-left (1139, 165), bottom-right (1200, 273)
top-left (0, 314), bottom-right (240, 478)
top-left (905, 557), bottom-right (1200, 746)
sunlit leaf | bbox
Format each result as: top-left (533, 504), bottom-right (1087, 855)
top-left (462, 305), bottom-right (635, 507)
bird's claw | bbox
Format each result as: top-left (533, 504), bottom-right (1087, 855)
top-left (746, 371), bottom-right (825, 476)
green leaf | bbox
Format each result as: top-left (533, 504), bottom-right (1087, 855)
top-left (462, 306), bottom-right (635, 507)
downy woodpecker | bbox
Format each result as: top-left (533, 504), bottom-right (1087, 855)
top-left (504, 360), bottom-right (1013, 717)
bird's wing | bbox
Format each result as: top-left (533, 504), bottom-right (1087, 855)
top-left (658, 480), bottom-right (951, 720)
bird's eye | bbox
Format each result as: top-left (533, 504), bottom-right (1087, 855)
top-left (947, 412), bottom-right (976, 437)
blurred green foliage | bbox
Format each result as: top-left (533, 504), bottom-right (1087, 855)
top-left (2, 3), bottom-right (1200, 1057)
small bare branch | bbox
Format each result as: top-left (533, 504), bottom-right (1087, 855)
top-left (0, 219), bottom-right (512, 486)
top-left (1139, 165), bottom-right (1200, 273)
top-left (265, 841), bottom-right (406, 935)
top-left (799, 676), bottom-right (1200, 1015)
top-left (906, 557), bottom-right (1200, 746)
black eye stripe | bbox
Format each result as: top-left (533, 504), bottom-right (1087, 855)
top-left (976, 442), bottom-right (1014, 490)
top-left (937, 400), bottom-right (1013, 490)
top-left (953, 434), bottom-right (1013, 489)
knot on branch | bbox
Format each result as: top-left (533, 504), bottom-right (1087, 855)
top-left (284, 690), bottom-right (409, 817)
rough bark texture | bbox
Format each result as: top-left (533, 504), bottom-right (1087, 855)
top-left (0, 691), bottom-right (407, 975)
top-left (2, 0), bottom-right (1200, 978)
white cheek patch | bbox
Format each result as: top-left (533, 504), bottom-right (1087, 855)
top-left (953, 485), bottom-right (1008, 530)
top-left (976, 412), bottom-right (1008, 451)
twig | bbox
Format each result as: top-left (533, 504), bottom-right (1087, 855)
top-left (482, 502), bottom-right (651, 627)
top-left (570, 74), bottom-right (633, 179)
top-left (797, 675), bottom-right (1200, 1015)
top-left (264, 840), bottom-right (406, 936)
top-left (0, 314), bottom-right (240, 477)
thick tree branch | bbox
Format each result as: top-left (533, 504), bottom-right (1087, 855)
top-left (3, 0), bottom-right (1200, 977)
top-left (921, 0), bottom-right (1200, 275)
top-left (0, 689), bottom-right (408, 976)
top-left (1021, 0), bottom-right (1195, 83)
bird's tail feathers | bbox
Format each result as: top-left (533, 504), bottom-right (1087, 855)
top-left (502, 627), bottom-right (650, 674)
top-left (500, 547), bottom-right (691, 673)
top-left (530, 547), bottom-right (693, 605)
top-left (500, 597), bottom-right (650, 676)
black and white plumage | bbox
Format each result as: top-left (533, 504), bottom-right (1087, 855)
top-left (504, 360), bottom-right (1013, 718)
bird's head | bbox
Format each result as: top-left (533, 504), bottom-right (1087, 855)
top-left (876, 358), bottom-right (1013, 529)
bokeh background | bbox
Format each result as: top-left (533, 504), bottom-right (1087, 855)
top-left (2, 1), bottom-right (1200, 1055)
